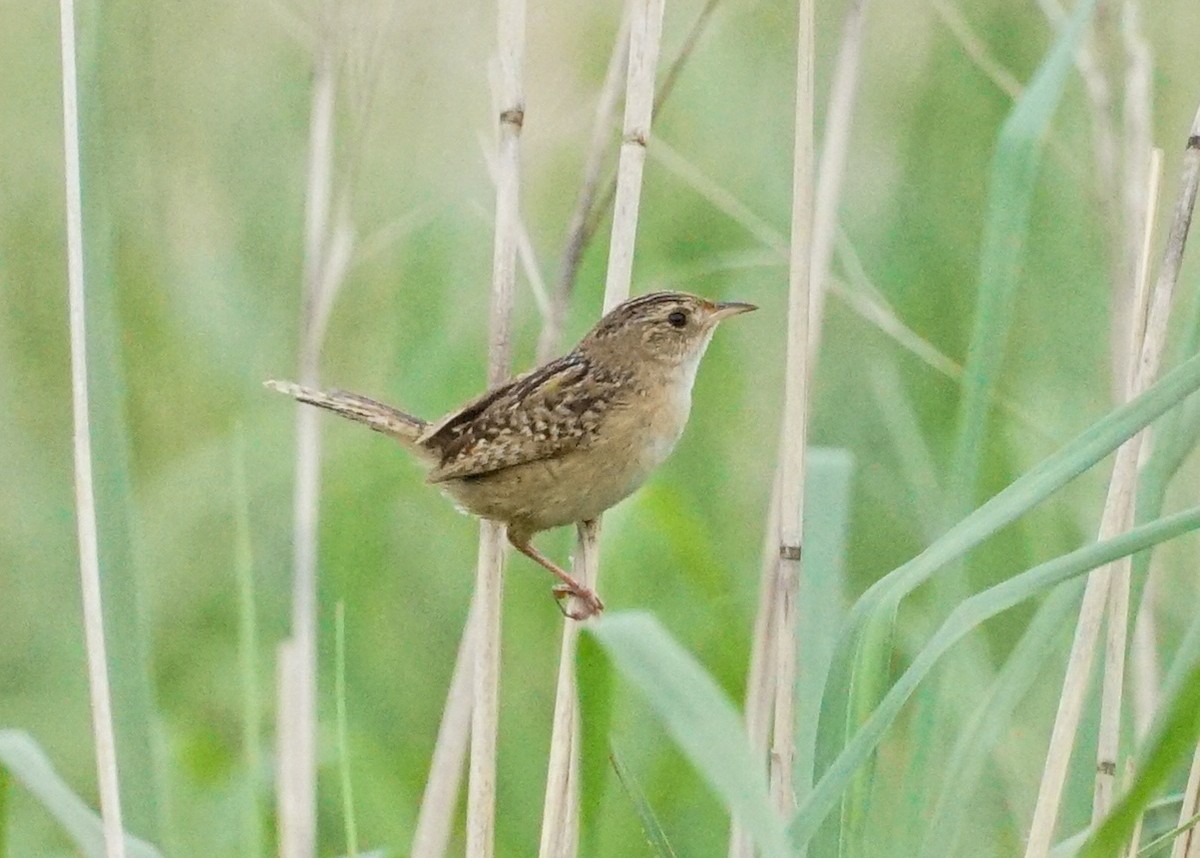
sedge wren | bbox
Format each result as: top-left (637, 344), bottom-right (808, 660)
top-left (266, 291), bottom-right (755, 619)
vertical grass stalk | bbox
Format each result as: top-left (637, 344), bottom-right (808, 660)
top-left (538, 2), bottom-right (667, 852)
top-left (233, 430), bottom-right (265, 858)
top-left (466, 1), bottom-right (524, 854)
top-left (335, 603), bottom-right (359, 856)
top-left (411, 595), bottom-right (478, 858)
top-left (57, 0), bottom-right (127, 853)
top-left (282, 3), bottom-right (346, 851)
top-left (1024, 102), bottom-right (1200, 858)
top-left (768, 0), bottom-right (814, 817)
top-left (1094, 147), bottom-right (1161, 821)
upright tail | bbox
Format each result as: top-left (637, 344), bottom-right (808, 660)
top-left (264, 380), bottom-right (427, 446)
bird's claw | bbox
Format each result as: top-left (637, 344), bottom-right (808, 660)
top-left (552, 583), bottom-right (605, 621)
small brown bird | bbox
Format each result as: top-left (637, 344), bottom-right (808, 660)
top-left (266, 291), bottom-right (755, 619)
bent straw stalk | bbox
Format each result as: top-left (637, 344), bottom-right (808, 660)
top-left (58, 0), bottom-right (127, 854)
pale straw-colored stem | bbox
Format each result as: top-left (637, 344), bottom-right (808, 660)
top-left (411, 594), bottom-right (479, 858)
top-left (806, 0), bottom-right (869, 371)
top-left (282, 9), bottom-right (341, 853)
top-left (728, 473), bottom-right (781, 858)
top-left (466, 1), bottom-right (524, 854)
top-left (276, 640), bottom-right (303, 858)
top-left (1024, 103), bottom-right (1200, 858)
top-left (538, 10), bottom-right (631, 362)
top-left (58, 0), bottom-right (127, 853)
top-left (1175, 746), bottom-right (1200, 857)
top-left (538, 3), bottom-right (667, 853)
top-left (1094, 147), bottom-right (1161, 821)
top-left (603, 0), bottom-right (666, 312)
top-left (538, 521), bottom-right (600, 858)
top-left (769, 0), bottom-right (814, 817)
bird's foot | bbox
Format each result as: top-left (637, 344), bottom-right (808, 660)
top-left (552, 583), bottom-right (605, 621)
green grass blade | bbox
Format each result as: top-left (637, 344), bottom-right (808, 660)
top-left (921, 579), bottom-right (1083, 857)
top-left (812, 347), bottom-right (1200, 837)
top-left (1048, 794), bottom-right (1183, 857)
top-left (947, 0), bottom-right (1100, 514)
top-left (1077, 650), bottom-right (1200, 858)
top-left (233, 428), bottom-right (265, 858)
top-left (0, 731), bottom-right (162, 858)
top-left (74, 1), bottom-right (163, 842)
top-left (836, 0), bottom-right (1100, 848)
top-left (587, 613), bottom-right (790, 858)
top-left (790, 504), bottom-right (1200, 848)
top-left (795, 448), bottom-right (854, 805)
top-left (336, 602), bottom-right (360, 857)
top-left (0, 758), bottom-right (8, 853)
top-left (578, 628), bottom-right (618, 856)
top-left (610, 743), bottom-right (678, 858)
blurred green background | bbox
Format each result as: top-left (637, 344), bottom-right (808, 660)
top-left (2, 0), bottom-right (1199, 855)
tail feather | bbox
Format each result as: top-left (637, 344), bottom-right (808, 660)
top-left (264, 380), bottom-right (427, 446)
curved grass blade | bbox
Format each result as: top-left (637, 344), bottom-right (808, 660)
top-left (587, 613), bottom-right (790, 858)
top-left (0, 731), bottom-right (162, 858)
top-left (610, 743), bottom-right (678, 858)
top-left (1077, 651), bottom-right (1200, 858)
top-left (833, 0), bottom-right (1101, 849)
top-left (921, 579), bottom-right (1084, 857)
top-left (811, 344), bottom-right (1200, 850)
top-left (790, 504), bottom-right (1200, 848)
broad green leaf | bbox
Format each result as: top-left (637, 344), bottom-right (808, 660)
top-left (588, 613), bottom-right (790, 858)
top-left (0, 730), bottom-right (163, 858)
top-left (795, 448), bottom-right (854, 804)
top-left (791, 504), bottom-right (1200, 848)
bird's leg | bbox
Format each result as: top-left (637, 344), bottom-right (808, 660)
top-left (506, 530), bottom-right (604, 621)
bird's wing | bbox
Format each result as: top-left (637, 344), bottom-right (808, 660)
top-left (419, 353), bottom-right (629, 483)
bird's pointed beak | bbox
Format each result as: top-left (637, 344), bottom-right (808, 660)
top-left (708, 300), bottom-right (758, 322)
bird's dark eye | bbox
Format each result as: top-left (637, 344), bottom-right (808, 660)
top-left (667, 310), bottom-right (688, 328)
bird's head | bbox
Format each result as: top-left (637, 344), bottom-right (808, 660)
top-left (578, 291), bottom-right (757, 376)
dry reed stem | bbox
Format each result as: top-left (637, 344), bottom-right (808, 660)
top-left (1175, 747), bottom-right (1200, 858)
top-left (481, 137), bottom-right (550, 321)
top-left (807, 0), bottom-right (868, 373)
top-left (769, 0), bottom-right (814, 817)
top-left (1130, 573), bottom-right (1160, 738)
top-left (276, 640), bottom-right (303, 858)
top-left (733, 0), bottom-right (860, 846)
top-left (57, 0), bottom-right (127, 853)
top-left (282, 7), bottom-right (345, 852)
top-left (538, 11), bottom-right (631, 362)
top-left (538, 521), bottom-right (599, 858)
top-left (1024, 103), bottom-right (1200, 858)
top-left (1094, 147), bottom-right (1161, 820)
top-left (568, 0), bottom-right (724, 304)
top-left (728, 473), bottom-right (781, 858)
top-left (604, 0), bottom-right (666, 313)
top-left (1120, 0), bottom-right (1153, 349)
top-left (539, 3), bottom-right (667, 852)
top-left (466, 1), bottom-right (524, 854)
top-left (411, 593), bottom-right (479, 858)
